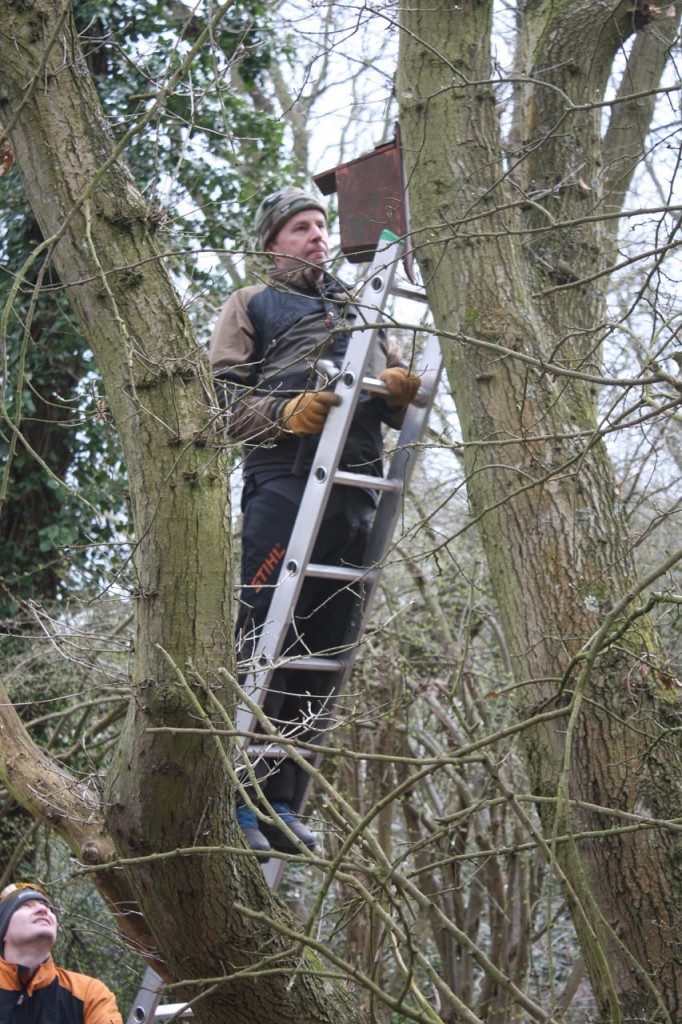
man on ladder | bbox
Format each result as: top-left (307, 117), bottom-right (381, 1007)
top-left (209, 186), bottom-right (420, 855)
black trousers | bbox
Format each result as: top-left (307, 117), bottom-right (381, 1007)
top-left (236, 479), bottom-right (374, 805)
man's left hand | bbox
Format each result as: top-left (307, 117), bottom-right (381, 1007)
top-left (379, 367), bottom-right (421, 407)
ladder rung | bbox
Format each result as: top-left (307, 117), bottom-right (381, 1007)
top-left (306, 562), bottom-right (372, 583)
top-left (284, 654), bottom-right (344, 671)
top-left (362, 374), bottom-right (432, 411)
top-left (390, 283), bottom-right (428, 303)
top-left (246, 744), bottom-right (314, 759)
top-left (154, 1006), bottom-right (191, 1020)
top-left (241, 654), bottom-right (343, 679)
top-left (333, 470), bottom-right (403, 492)
top-left (361, 374), bottom-right (430, 409)
top-left (361, 375), bottom-right (390, 397)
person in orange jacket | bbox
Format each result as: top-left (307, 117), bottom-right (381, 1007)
top-left (0, 882), bottom-right (123, 1024)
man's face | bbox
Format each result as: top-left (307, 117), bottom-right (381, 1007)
top-left (269, 209), bottom-right (329, 273)
top-left (4, 899), bottom-right (57, 953)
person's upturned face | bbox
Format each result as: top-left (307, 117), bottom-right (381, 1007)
top-left (269, 209), bottom-right (329, 272)
top-left (4, 899), bottom-right (57, 953)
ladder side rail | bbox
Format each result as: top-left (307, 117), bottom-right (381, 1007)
top-left (236, 237), bottom-right (405, 736)
top-left (337, 332), bottom-right (443, 662)
top-left (126, 967), bottom-right (171, 1024)
top-left (303, 328), bottom-right (443, 735)
top-left (301, 330), bottom-right (443, 735)
top-left (288, 332), bottom-right (443, 824)
top-left (234, 320), bottom-right (384, 736)
top-left (363, 330), bottom-right (443, 567)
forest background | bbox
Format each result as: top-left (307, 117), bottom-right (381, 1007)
top-left (1, 2), bottom-right (681, 1023)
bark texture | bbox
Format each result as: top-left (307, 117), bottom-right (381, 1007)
top-left (0, 3), bottom-right (364, 1023)
top-left (398, 1), bottom-right (682, 1019)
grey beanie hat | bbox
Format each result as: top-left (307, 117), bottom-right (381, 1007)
top-left (0, 887), bottom-right (52, 955)
top-left (254, 186), bottom-right (327, 252)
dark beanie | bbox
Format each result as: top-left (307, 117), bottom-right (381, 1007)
top-left (0, 888), bottom-right (52, 956)
top-left (254, 186), bottom-right (326, 252)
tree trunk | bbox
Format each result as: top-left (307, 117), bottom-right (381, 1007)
top-left (0, 3), bottom-right (365, 1022)
top-left (398, 1), bottom-right (682, 1019)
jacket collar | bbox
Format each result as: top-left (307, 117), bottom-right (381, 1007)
top-left (268, 265), bottom-right (327, 291)
top-left (0, 954), bottom-right (57, 995)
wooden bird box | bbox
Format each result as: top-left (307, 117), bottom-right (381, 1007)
top-left (313, 126), bottom-right (409, 263)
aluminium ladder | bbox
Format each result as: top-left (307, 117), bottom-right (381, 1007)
top-left (127, 230), bottom-right (442, 1024)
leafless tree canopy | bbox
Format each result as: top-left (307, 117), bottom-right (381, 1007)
top-left (0, 2), bottom-right (681, 1023)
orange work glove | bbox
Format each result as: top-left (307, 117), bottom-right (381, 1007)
top-left (379, 366), bottom-right (421, 407)
top-left (280, 390), bottom-right (341, 436)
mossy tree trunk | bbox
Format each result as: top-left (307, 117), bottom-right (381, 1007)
top-left (398, 1), bottom-right (682, 1019)
top-left (0, 3), bottom-right (365, 1023)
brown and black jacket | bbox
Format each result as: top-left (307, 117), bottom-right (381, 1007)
top-left (209, 267), bottom-right (406, 482)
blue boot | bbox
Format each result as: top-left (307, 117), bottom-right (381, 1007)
top-left (236, 804), bottom-right (272, 855)
top-left (261, 801), bottom-right (317, 853)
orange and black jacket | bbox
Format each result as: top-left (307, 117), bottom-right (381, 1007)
top-left (0, 955), bottom-right (123, 1024)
